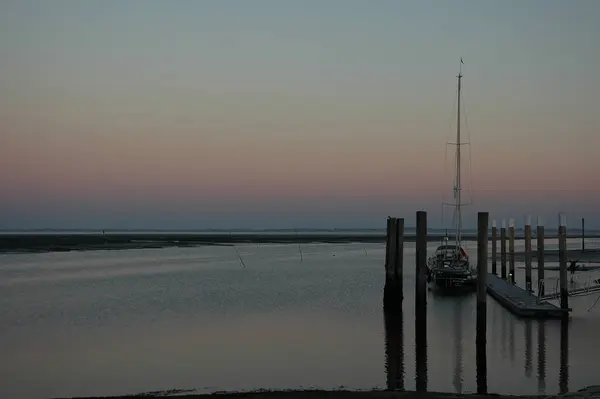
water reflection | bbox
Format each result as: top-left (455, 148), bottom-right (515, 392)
top-left (384, 309), bottom-right (404, 391)
top-left (560, 317), bottom-right (569, 394)
top-left (453, 300), bottom-right (464, 393)
top-left (537, 320), bottom-right (546, 394)
top-left (525, 320), bottom-right (533, 378)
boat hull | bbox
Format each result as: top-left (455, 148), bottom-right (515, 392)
top-left (428, 269), bottom-right (477, 294)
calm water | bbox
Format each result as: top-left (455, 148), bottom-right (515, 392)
top-left (1, 240), bottom-right (600, 399)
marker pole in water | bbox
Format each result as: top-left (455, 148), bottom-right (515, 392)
top-left (558, 213), bottom-right (568, 314)
top-left (525, 215), bottom-right (533, 292)
top-left (500, 219), bottom-right (507, 280)
top-left (394, 218), bottom-right (404, 303)
top-left (415, 211), bottom-right (428, 392)
top-left (476, 212), bottom-right (489, 394)
top-left (509, 218), bottom-right (515, 284)
top-left (491, 220), bottom-right (497, 275)
top-left (537, 216), bottom-right (545, 297)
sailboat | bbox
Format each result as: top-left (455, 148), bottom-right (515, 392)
top-left (426, 59), bottom-right (477, 293)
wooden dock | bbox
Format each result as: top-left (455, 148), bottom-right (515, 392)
top-left (486, 273), bottom-right (567, 319)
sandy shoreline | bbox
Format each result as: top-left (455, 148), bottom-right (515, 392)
top-left (51, 386), bottom-right (600, 399)
top-left (1, 232), bottom-right (594, 254)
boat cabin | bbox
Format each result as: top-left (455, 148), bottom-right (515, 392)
top-left (432, 244), bottom-right (469, 269)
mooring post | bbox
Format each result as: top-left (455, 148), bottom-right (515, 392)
top-left (491, 220), bottom-right (497, 275)
top-left (509, 218), bottom-right (515, 284)
top-left (385, 217), bottom-right (395, 280)
top-left (384, 217), bottom-right (397, 308)
top-left (537, 217), bottom-right (545, 297)
top-left (501, 219), bottom-right (507, 279)
top-left (394, 218), bottom-right (404, 303)
top-left (581, 217), bottom-right (585, 252)
top-left (415, 211), bottom-right (428, 392)
top-left (558, 213), bottom-right (568, 314)
top-left (525, 215), bottom-right (533, 292)
top-left (476, 212), bottom-right (488, 394)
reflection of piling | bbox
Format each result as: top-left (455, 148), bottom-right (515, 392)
top-left (384, 217), bottom-right (404, 310)
top-left (501, 220), bottom-right (507, 279)
top-left (525, 217), bottom-right (533, 292)
top-left (509, 218), bottom-right (515, 284)
top-left (384, 309), bottom-right (404, 391)
top-left (558, 215), bottom-right (568, 313)
top-left (537, 219), bottom-right (545, 296)
top-left (537, 320), bottom-right (546, 394)
top-left (491, 220), bottom-right (497, 275)
top-left (476, 212), bottom-right (488, 395)
top-left (559, 317), bottom-right (569, 394)
top-left (415, 211), bottom-right (428, 392)
top-left (524, 320), bottom-right (532, 378)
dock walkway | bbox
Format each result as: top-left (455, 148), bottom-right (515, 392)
top-left (486, 273), bottom-right (566, 319)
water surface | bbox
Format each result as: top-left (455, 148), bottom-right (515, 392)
top-left (1, 240), bottom-right (599, 398)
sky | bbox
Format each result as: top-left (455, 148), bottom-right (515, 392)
top-left (1, 0), bottom-right (599, 229)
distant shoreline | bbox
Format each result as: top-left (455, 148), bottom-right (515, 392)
top-left (0, 232), bottom-right (596, 254)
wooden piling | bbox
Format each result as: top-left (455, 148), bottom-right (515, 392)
top-left (501, 220), bottom-right (507, 279)
top-left (491, 220), bottom-right (497, 275)
top-left (581, 217), bottom-right (585, 252)
top-left (525, 216), bottom-right (532, 292)
top-left (509, 218), bottom-right (515, 284)
top-left (394, 218), bottom-right (404, 303)
top-left (558, 214), bottom-right (568, 314)
top-left (537, 218), bottom-right (545, 296)
top-left (476, 211), bottom-right (488, 395)
top-left (385, 217), bottom-right (395, 281)
top-left (415, 211), bottom-right (428, 393)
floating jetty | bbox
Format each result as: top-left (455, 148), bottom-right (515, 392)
top-left (486, 273), bottom-right (566, 318)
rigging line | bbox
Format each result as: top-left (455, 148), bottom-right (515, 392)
top-left (441, 76), bottom-right (459, 228)
top-left (461, 82), bottom-right (474, 208)
top-left (588, 294), bottom-right (600, 312)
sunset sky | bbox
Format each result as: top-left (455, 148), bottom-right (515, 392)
top-left (1, 0), bottom-right (599, 229)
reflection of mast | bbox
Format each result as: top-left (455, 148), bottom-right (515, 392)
top-left (384, 310), bottom-right (404, 391)
top-left (537, 320), bottom-right (546, 394)
top-left (452, 300), bottom-right (464, 393)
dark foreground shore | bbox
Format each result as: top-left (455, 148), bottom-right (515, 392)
top-left (1, 232), bottom-right (595, 254)
top-left (52, 386), bottom-right (600, 399)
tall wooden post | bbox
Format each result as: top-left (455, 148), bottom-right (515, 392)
top-left (525, 216), bottom-right (533, 292)
top-left (394, 218), bottom-right (404, 302)
top-left (385, 217), bottom-right (394, 280)
top-left (415, 211), bottom-right (428, 392)
top-left (509, 218), bottom-right (515, 284)
top-left (581, 217), bottom-right (585, 252)
top-left (537, 217), bottom-right (545, 296)
top-left (500, 220), bottom-right (507, 279)
top-left (558, 213), bottom-right (568, 314)
top-left (491, 220), bottom-right (497, 275)
top-left (476, 212), bottom-right (488, 394)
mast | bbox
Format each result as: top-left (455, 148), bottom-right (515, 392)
top-left (454, 59), bottom-right (463, 248)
